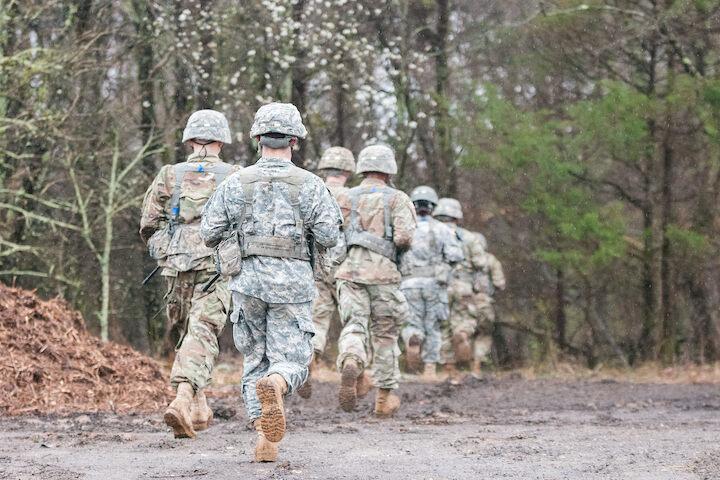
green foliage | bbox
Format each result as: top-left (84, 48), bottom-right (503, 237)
top-left (569, 81), bottom-right (654, 171)
top-left (463, 87), bottom-right (627, 274)
top-left (666, 224), bottom-right (710, 262)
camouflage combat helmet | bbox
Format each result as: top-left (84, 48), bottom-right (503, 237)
top-left (182, 109), bottom-right (232, 144)
top-left (433, 197), bottom-right (463, 220)
top-left (318, 146), bottom-right (355, 172)
top-left (249, 102), bottom-right (307, 139)
top-left (410, 185), bottom-right (439, 205)
top-left (356, 144), bottom-right (397, 175)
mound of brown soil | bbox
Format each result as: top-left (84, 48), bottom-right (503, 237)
top-left (0, 283), bottom-right (171, 415)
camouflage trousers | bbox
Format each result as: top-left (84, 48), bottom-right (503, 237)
top-left (311, 278), bottom-right (339, 355)
top-left (336, 281), bottom-right (410, 390)
top-left (440, 280), bottom-right (495, 364)
top-left (400, 285), bottom-right (449, 364)
top-left (166, 270), bottom-right (230, 391)
top-left (231, 292), bottom-right (314, 420)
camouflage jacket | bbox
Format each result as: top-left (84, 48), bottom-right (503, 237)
top-left (399, 215), bottom-right (464, 289)
top-left (449, 226), bottom-right (487, 283)
top-left (139, 153), bottom-right (237, 274)
top-left (200, 156), bottom-right (342, 303)
top-left (474, 251), bottom-right (506, 297)
top-left (315, 178), bottom-right (349, 284)
top-left (334, 177), bottom-right (417, 285)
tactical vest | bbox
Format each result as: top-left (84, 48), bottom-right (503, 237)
top-left (235, 165), bottom-right (311, 261)
top-left (169, 161), bottom-right (233, 233)
top-left (400, 218), bottom-right (439, 278)
top-left (453, 227), bottom-right (487, 282)
top-left (345, 185), bottom-right (397, 260)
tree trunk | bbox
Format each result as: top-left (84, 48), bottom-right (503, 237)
top-left (659, 46), bottom-right (676, 364)
top-left (197, 0), bottom-right (216, 108)
top-left (132, 0), bottom-right (158, 176)
top-left (433, 0), bottom-right (455, 195)
top-left (290, 0), bottom-right (308, 167)
top-left (173, 2), bottom-right (192, 164)
top-left (335, 79), bottom-right (346, 146)
top-left (659, 135), bottom-right (675, 364)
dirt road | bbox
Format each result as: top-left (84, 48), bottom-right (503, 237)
top-left (1, 375), bottom-right (718, 479)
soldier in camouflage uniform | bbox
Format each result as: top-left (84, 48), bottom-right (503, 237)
top-left (399, 186), bottom-right (463, 381)
top-left (297, 147), bottom-right (356, 399)
top-left (432, 198), bottom-right (489, 380)
top-left (140, 109), bottom-right (236, 439)
top-left (200, 103), bottom-right (341, 462)
top-left (469, 234), bottom-right (506, 376)
top-left (334, 145), bottom-right (416, 417)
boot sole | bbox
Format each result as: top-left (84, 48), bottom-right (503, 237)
top-left (164, 408), bottom-right (196, 439)
top-left (339, 363), bottom-right (359, 412)
top-left (256, 379), bottom-right (286, 443)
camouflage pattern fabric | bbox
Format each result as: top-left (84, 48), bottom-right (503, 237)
top-left (401, 287), bottom-right (448, 364)
top-left (333, 178), bottom-right (415, 389)
top-left (311, 180), bottom-right (348, 355)
top-left (200, 155), bottom-right (341, 421)
top-left (231, 292), bottom-right (314, 420)
top-left (437, 225), bottom-right (492, 364)
top-left (140, 152), bottom-right (236, 391)
top-left (168, 270), bottom-right (231, 390)
top-left (440, 279), bottom-right (495, 364)
top-left (334, 177), bottom-right (416, 285)
top-left (336, 280), bottom-right (410, 390)
top-left (311, 278), bottom-right (338, 354)
top-left (355, 144), bottom-right (397, 175)
top-left (200, 157), bottom-right (342, 303)
top-left (182, 109), bottom-right (233, 144)
top-left (140, 153), bottom-right (238, 273)
top-left (487, 252), bottom-right (506, 292)
top-left (249, 102), bottom-right (307, 139)
top-left (318, 146), bottom-right (355, 172)
top-left (399, 215), bottom-right (463, 363)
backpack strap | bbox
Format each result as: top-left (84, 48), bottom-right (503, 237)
top-left (169, 161), bottom-right (233, 234)
top-left (235, 166), bottom-right (310, 261)
top-left (345, 185), bottom-right (397, 260)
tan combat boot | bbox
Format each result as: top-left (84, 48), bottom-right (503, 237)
top-left (452, 331), bottom-right (473, 363)
top-left (164, 382), bottom-right (196, 439)
top-left (256, 374), bottom-right (288, 443)
top-left (191, 390), bottom-right (213, 431)
top-left (254, 420), bottom-right (279, 462)
top-left (338, 359), bottom-right (360, 412)
top-left (297, 355), bottom-right (318, 399)
top-left (422, 363), bottom-right (438, 382)
top-left (374, 388), bottom-right (401, 418)
top-left (356, 370), bottom-right (374, 398)
top-left (405, 335), bottom-right (422, 373)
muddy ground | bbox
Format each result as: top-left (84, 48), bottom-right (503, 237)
top-left (1, 375), bottom-right (719, 480)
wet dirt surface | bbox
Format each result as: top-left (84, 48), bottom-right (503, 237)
top-left (1, 376), bottom-right (719, 479)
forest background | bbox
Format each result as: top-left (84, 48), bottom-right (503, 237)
top-left (2, 0), bottom-right (720, 368)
